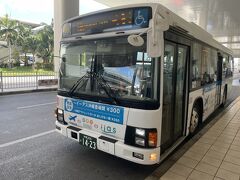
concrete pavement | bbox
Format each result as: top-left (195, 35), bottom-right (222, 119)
top-left (160, 96), bottom-right (240, 180)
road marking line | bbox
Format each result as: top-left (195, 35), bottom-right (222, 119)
top-left (17, 102), bottom-right (56, 109)
top-left (0, 130), bottom-right (55, 148)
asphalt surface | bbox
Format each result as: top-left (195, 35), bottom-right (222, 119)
top-left (0, 80), bottom-right (240, 180)
top-left (0, 92), bottom-right (156, 180)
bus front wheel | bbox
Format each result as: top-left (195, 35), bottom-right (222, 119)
top-left (189, 105), bottom-right (201, 134)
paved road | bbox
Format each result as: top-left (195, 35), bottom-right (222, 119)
top-left (0, 83), bottom-right (240, 180)
top-left (0, 92), bottom-right (156, 180)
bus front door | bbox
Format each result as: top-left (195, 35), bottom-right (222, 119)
top-left (161, 42), bottom-right (188, 153)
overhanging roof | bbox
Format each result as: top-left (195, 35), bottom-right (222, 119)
top-left (95, 0), bottom-right (240, 57)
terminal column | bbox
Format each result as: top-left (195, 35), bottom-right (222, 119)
top-left (54, 0), bottom-right (79, 72)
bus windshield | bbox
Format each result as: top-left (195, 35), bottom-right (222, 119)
top-left (59, 35), bottom-right (158, 104)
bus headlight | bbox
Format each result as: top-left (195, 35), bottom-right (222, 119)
top-left (135, 128), bottom-right (145, 137)
top-left (125, 126), bottom-right (158, 148)
top-left (58, 109), bottom-right (64, 115)
top-left (135, 137), bottom-right (145, 146)
top-left (55, 108), bottom-right (66, 124)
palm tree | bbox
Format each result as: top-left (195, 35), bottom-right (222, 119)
top-left (16, 23), bottom-right (33, 66)
top-left (0, 14), bottom-right (19, 68)
top-left (36, 25), bottom-right (54, 64)
top-left (27, 35), bottom-right (39, 69)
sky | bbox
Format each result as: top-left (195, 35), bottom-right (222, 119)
top-left (0, 0), bottom-right (108, 24)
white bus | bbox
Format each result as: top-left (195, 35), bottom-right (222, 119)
top-left (55, 3), bottom-right (234, 165)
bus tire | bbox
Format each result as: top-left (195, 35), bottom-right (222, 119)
top-left (189, 105), bottom-right (201, 134)
top-left (221, 88), bottom-right (227, 107)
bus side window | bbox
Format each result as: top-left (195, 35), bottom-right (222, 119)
top-left (222, 54), bottom-right (232, 78)
top-left (230, 56), bottom-right (234, 76)
top-left (191, 43), bottom-right (202, 89)
top-left (136, 52), bottom-right (152, 78)
top-left (210, 49), bottom-right (217, 82)
top-left (223, 55), bottom-right (233, 78)
top-left (201, 46), bottom-right (217, 85)
top-left (136, 52), bottom-right (153, 98)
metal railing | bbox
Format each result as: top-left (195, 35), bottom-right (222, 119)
top-left (0, 71), bottom-right (58, 92)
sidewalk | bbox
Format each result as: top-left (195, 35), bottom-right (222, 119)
top-left (160, 96), bottom-right (240, 180)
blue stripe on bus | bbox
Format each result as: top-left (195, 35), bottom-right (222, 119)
top-left (64, 99), bottom-right (124, 124)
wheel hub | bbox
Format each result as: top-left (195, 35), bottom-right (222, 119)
top-left (190, 109), bottom-right (199, 133)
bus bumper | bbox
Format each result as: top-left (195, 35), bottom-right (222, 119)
top-left (55, 121), bottom-right (160, 165)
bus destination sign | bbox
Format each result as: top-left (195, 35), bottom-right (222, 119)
top-left (69, 7), bottom-right (152, 36)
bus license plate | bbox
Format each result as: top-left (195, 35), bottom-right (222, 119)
top-left (79, 134), bottom-right (97, 150)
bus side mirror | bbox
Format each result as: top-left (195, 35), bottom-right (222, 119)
top-left (147, 14), bottom-right (169, 58)
top-left (147, 27), bottom-right (162, 58)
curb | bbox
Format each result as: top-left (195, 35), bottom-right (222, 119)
top-left (0, 88), bottom-right (57, 96)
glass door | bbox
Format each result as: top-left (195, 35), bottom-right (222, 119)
top-left (174, 45), bottom-right (187, 140)
top-left (161, 43), bottom-right (175, 151)
top-left (215, 53), bottom-right (223, 106)
top-left (161, 42), bottom-right (188, 153)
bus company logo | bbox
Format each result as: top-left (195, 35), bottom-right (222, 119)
top-left (65, 99), bottom-right (73, 111)
top-left (68, 115), bottom-right (77, 121)
top-left (82, 118), bottom-right (93, 125)
top-left (101, 125), bottom-right (116, 134)
top-left (68, 115), bottom-right (78, 126)
top-left (93, 124), bottom-right (99, 129)
top-left (82, 118), bottom-right (95, 129)
top-left (82, 118), bottom-right (99, 130)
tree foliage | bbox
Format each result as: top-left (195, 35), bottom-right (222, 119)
top-left (17, 24), bottom-right (32, 66)
top-left (0, 15), bottom-right (54, 69)
top-left (0, 14), bottom-right (19, 45)
top-left (0, 14), bottom-right (19, 67)
top-left (36, 25), bottom-right (54, 64)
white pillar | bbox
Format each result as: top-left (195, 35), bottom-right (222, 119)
top-left (54, 0), bottom-right (79, 72)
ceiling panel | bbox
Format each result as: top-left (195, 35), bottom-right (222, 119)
top-left (95, 0), bottom-right (240, 57)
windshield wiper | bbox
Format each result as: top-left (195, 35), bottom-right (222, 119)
top-left (68, 72), bottom-right (90, 97)
top-left (95, 73), bottom-right (120, 105)
top-left (68, 71), bottom-right (119, 105)
top-left (68, 55), bottom-right (95, 97)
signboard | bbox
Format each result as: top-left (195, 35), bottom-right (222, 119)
top-left (63, 7), bottom-right (152, 37)
top-left (64, 99), bottom-right (124, 124)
